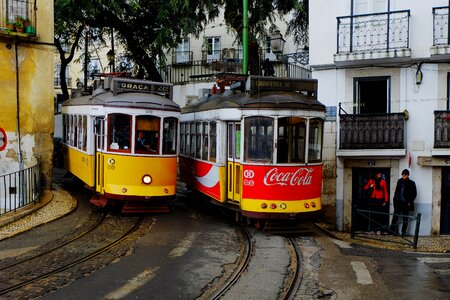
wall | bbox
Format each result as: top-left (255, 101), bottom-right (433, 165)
top-left (0, 0), bottom-right (54, 189)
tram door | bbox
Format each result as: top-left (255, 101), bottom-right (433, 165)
top-left (94, 117), bottom-right (105, 194)
top-left (227, 122), bottom-right (242, 204)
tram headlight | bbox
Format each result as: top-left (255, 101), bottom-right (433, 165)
top-left (142, 174), bottom-right (152, 184)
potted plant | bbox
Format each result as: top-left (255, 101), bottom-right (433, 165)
top-left (5, 20), bottom-right (15, 32)
top-left (15, 19), bottom-right (24, 33)
top-left (23, 17), bottom-right (30, 27)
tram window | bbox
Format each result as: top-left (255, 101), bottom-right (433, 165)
top-left (308, 119), bottom-right (323, 163)
top-left (277, 117), bottom-right (306, 163)
top-left (209, 122), bottom-right (216, 162)
top-left (108, 114), bottom-right (131, 152)
top-left (185, 123), bottom-right (191, 156)
top-left (63, 114), bottom-right (68, 144)
top-left (202, 122), bottom-right (209, 160)
top-left (180, 123), bottom-right (185, 154)
top-left (77, 116), bottom-right (82, 150)
top-left (163, 117), bottom-right (178, 155)
top-left (196, 122), bottom-right (202, 159)
top-left (82, 116), bottom-right (87, 151)
top-left (135, 116), bottom-right (160, 154)
top-left (244, 117), bottom-right (273, 162)
top-left (190, 123), bottom-right (196, 157)
top-left (73, 115), bottom-right (78, 148)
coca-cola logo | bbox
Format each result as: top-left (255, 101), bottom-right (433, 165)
top-left (263, 167), bottom-right (314, 186)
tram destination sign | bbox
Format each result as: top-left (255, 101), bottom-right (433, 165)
top-left (247, 76), bottom-right (317, 96)
top-left (112, 79), bottom-right (172, 97)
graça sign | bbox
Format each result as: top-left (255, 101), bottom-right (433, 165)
top-left (112, 79), bottom-right (172, 97)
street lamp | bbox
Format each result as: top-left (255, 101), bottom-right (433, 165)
top-left (107, 49), bottom-right (115, 72)
top-left (270, 30), bottom-right (285, 61)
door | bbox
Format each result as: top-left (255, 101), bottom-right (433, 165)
top-left (352, 167), bottom-right (390, 231)
top-left (94, 117), bottom-right (105, 194)
top-left (227, 122), bottom-right (241, 203)
top-left (441, 168), bottom-right (450, 234)
top-left (354, 77), bottom-right (390, 114)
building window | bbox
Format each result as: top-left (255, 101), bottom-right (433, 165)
top-left (204, 36), bottom-right (221, 62)
top-left (7, 0), bottom-right (27, 22)
top-left (353, 0), bottom-right (388, 15)
top-left (354, 77), bottom-right (390, 114)
top-left (175, 38), bottom-right (190, 64)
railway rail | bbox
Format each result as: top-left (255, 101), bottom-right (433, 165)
top-left (0, 215), bottom-right (144, 297)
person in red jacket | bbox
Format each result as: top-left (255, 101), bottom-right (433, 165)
top-left (363, 171), bottom-right (389, 234)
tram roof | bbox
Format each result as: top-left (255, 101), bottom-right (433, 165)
top-left (181, 89), bottom-right (325, 114)
top-left (63, 89), bottom-right (180, 111)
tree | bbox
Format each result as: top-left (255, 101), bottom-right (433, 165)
top-left (221, 0), bottom-right (309, 74)
top-left (54, 0), bottom-right (88, 100)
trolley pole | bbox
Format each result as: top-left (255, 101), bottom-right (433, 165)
top-left (242, 0), bottom-right (249, 74)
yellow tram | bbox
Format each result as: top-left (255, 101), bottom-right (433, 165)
top-left (61, 76), bottom-right (180, 212)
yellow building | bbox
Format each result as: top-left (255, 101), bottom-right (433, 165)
top-left (0, 0), bottom-right (54, 189)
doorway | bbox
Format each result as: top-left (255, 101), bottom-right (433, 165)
top-left (441, 168), bottom-right (450, 234)
top-left (352, 167), bottom-right (390, 231)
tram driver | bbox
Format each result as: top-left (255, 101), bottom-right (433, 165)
top-left (136, 131), bottom-right (157, 153)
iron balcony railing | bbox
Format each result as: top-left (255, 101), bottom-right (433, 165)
top-left (161, 59), bottom-right (311, 85)
top-left (337, 10), bottom-right (410, 53)
top-left (433, 6), bottom-right (450, 46)
top-left (434, 111), bottom-right (450, 148)
top-left (0, 162), bottom-right (41, 216)
top-left (172, 51), bottom-right (194, 65)
top-left (339, 112), bottom-right (406, 149)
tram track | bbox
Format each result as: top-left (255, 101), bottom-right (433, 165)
top-left (0, 212), bottom-right (108, 272)
top-left (0, 216), bottom-right (144, 297)
top-left (208, 222), bottom-right (254, 300)
top-left (279, 237), bottom-right (302, 300)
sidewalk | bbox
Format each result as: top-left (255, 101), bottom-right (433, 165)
top-left (0, 187), bottom-right (77, 241)
top-left (316, 222), bottom-right (450, 253)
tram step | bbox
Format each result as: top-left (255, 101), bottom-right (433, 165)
top-left (263, 220), bottom-right (312, 235)
top-left (89, 195), bottom-right (108, 208)
top-left (121, 201), bottom-right (170, 214)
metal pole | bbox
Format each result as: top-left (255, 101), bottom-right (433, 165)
top-left (242, 0), bottom-right (248, 74)
top-left (111, 29), bottom-right (115, 72)
top-left (84, 28), bottom-right (88, 90)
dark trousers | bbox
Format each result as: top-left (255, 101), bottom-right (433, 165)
top-left (366, 199), bottom-right (388, 232)
top-left (390, 204), bottom-right (410, 235)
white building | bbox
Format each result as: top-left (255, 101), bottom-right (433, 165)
top-left (310, 0), bottom-right (450, 235)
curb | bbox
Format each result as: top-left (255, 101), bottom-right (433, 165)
top-left (0, 187), bottom-right (78, 241)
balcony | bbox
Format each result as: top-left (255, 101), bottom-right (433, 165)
top-left (161, 60), bottom-right (311, 85)
top-left (335, 10), bottom-right (410, 67)
top-left (431, 7), bottom-right (450, 60)
top-left (0, 0), bottom-right (37, 40)
top-left (338, 112), bottom-right (406, 157)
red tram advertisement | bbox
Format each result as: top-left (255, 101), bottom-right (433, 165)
top-left (179, 76), bottom-right (326, 221)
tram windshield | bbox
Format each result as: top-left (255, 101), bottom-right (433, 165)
top-left (244, 117), bottom-right (273, 162)
top-left (135, 116), bottom-right (160, 154)
top-left (108, 114), bottom-right (131, 152)
top-left (277, 117), bottom-right (306, 163)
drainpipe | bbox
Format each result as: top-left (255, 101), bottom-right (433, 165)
top-left (242, 0), bottom-right (248, 74)
top-left (15, 40), bottom-right (23, 167)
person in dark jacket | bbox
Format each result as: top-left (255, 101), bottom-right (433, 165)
top-left (390, 169), bottom-right (417, 236)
